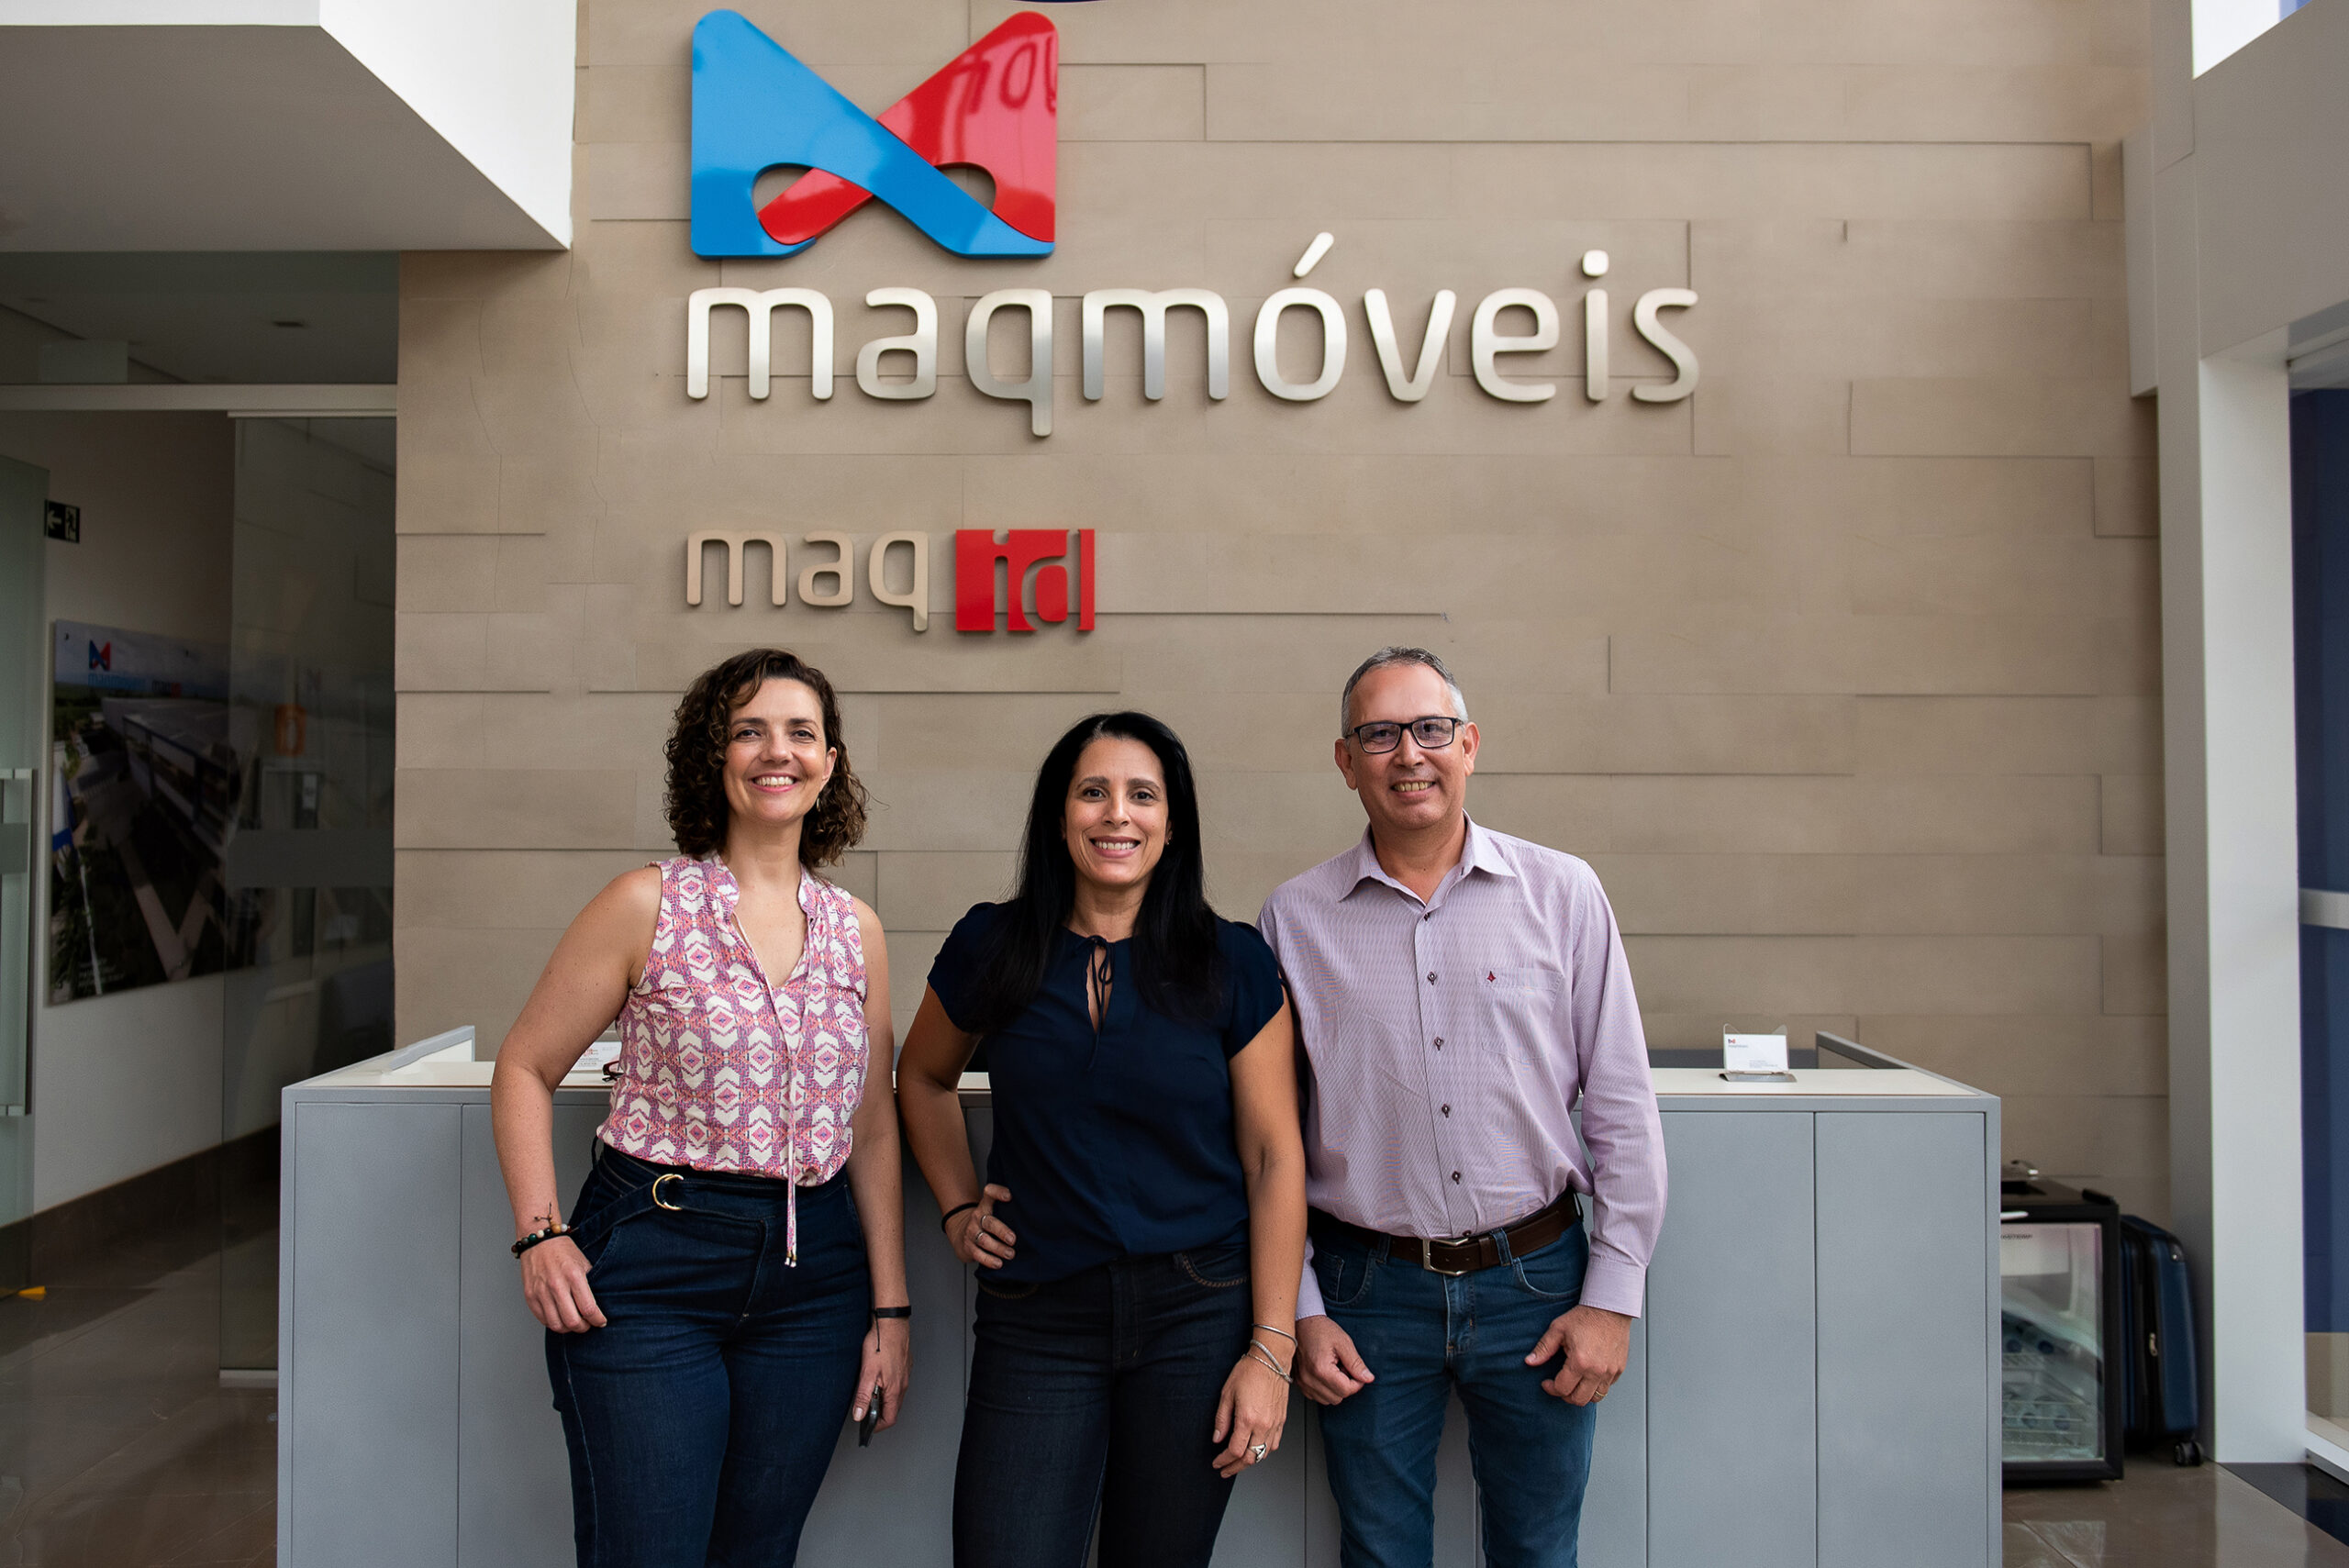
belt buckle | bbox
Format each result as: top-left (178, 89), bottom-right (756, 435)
top-left (1419, 1235), bottom-right (1474, 1276)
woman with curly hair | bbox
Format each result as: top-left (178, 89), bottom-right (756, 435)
top-left (491, 648), bottom-right (907, 1568)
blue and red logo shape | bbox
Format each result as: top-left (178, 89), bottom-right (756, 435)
top-left (691, 10), bottom-right (1058, 259)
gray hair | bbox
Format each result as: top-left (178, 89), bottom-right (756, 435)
top-left (1338, 646), bottom-right (1469, 736)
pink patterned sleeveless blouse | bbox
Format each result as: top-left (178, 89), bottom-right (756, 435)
top-left (599, 855), bottom-right (869, 1262)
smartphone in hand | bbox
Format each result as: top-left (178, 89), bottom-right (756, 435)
top-left (858, 1382), bottom-right (884, 1447)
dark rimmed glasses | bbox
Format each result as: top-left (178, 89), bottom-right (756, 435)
top-left (1344, 716), bottom-right (1466, 754)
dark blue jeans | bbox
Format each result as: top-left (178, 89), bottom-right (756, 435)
top-left (546, 1143), bottom-right (870, 1568)
top-left (952, 1240), bottom-right (1255, 1568)
top-left (1310, 1213), bottom-right (1599, 1568)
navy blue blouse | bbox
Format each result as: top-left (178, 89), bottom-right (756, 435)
top-left (928, 904), bottom-right (1286, 1284)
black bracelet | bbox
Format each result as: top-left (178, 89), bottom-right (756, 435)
top-left (940, 1201), bottom-right (978, 1231)
top-left (872, 1305), bottom-right (912, 1319)
top-left (512, 1222), bottom-right (571, 1259)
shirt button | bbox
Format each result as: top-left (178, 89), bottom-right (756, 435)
top-left (1433, 1038), bottom-right (1444, 1050)
top-left (1427, 972), bottom-right (1437, 984)
top-left (1441, 1105), bottom-right (1452, 1117)
top-left (1451, 1171), bottom-right (1462, 1184)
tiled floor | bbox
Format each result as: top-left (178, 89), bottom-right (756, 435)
top-left (0, 1218), bottom-right (2346, 1568)
top-left (2009, 1461), bottom-right (2349, 1568)
top-left (0, 1226), bottom-right (273, 1567)
top-left (2233, 1463), bottom-right (2349, 1549)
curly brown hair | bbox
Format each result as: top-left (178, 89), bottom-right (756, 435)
top-left (664, 649), bottom-right (869, 867)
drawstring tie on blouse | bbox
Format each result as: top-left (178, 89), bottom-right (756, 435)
top-left (1084, 935), bottom-right (1113, 1037)
top-left (1081, 934), bottom-right (1113, 1068)
top-left (727, 901), bottom-right (811, 1267)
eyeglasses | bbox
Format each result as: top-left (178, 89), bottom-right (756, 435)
top-left (1344, 716), bottom-right (1466, 754)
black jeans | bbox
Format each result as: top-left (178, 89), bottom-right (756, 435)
top-left (952, 1240), bottom-right (1254, 1568)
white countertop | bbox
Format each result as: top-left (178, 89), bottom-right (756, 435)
top-left (299, 1037), bottom-right (1982, 1102)
top-left (1648, 1066), bottom-right (1976, 1098)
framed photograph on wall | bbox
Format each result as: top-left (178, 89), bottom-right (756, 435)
top-left (48, 619), bottom-right (256, 1002)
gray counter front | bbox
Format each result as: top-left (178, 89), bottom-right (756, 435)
top-left (279, 1034), bottom-right (1999, 1568)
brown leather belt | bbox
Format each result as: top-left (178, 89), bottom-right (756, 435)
top-left (1311, 1191), bottom-right (1580, 1277)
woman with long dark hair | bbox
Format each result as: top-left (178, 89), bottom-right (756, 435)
top-left (491, 648), bottom-right (907, 1568)
top-left (897, 712), bottom-right (1307, 1568)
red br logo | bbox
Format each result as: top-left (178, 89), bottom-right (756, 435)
top-left (955, 529), bottom-right (1094, 633)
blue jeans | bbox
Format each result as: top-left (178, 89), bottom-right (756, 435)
top-left (546, 1143), bottom-right (871, 1568)
top-left (953, 1239), bottom-right (1255, 1568)
top-left (1310, 1212), bottom-right (1598, 1568)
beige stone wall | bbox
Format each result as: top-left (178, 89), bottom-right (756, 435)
top-left (395, 0), bottom-right (2167, 1213)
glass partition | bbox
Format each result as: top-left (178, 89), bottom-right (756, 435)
top-left (1645, 1031), bottom-right (1903, 1072)
top-left (0, 456), bottom-right (45, 1286)
top-left (2299, 389), bottom-right (2349, 1423)
top-left (219, 417), bottom-right (393, 1371)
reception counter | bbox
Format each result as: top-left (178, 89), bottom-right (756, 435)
top-left (278, 1032), bottom-right (1999, 1568)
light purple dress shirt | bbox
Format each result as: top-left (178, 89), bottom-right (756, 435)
top-left (1257, 818), bottom-right (1667, 1319)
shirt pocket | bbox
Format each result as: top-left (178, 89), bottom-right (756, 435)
top-left (1476, 966), bottom-right (1565, 1060)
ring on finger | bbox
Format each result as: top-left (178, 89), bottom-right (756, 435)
top-left (1249, 1442), bottom-right (1267, 1462)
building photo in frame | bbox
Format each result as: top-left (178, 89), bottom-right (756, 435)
top-left (48, 617), bottom-right (251, 1002)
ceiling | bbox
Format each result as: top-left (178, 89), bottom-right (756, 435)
top-left (300, 416), bottom-right (395, 474)
top-left (2294, 299), bottom-right (2349, 392)
top-left (0, 19), bottom-right (563, 251)
top-left (0, 251), bottom-right (395, 384)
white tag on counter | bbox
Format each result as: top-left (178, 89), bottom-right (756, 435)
top-left (1723, 1030), bottom-right (1789, 1073)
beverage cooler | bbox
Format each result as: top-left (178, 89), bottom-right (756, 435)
top-left (1999, 1173), bottom-right (2125, 1483)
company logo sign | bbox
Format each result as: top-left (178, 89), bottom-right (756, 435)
top-left (684, 529), bottom-right (1093, 635)
top-left (955, 529), bottom-right (1094, 632)
top-left (677, 13), bottom-right (1700, 439)
top-left (691, 10), bottom-right (1057, 259)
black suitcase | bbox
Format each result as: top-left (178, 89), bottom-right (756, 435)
top-left (2112, 1210), bottom-right (2207, 1466)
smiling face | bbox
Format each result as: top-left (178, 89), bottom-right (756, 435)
top-left (1062, 735), bottom-right (1170, 899)
top-left (1335, 662), bottom-right (1478, 842)
top-left (720, 677), bottom-right (836, 837)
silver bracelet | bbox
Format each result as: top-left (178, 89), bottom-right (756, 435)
top-left (1252, 1323), bottom-right (1297, 1343)
top-left (1247, 1340), bottom-right (1294, 1384)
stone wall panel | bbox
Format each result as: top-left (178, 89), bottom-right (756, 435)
top-left (397, 0), bottom-right (2167, 1210)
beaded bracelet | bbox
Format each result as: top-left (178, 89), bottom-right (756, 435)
top-left (511, 1221), bottom-right (571, 1259)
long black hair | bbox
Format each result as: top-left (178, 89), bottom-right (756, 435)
top-left (959, 711), bottom-right (1223, 1034)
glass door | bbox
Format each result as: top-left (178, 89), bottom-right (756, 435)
top-left (0, 457), bottom-right (46, 1289)
top-left (219, 417), bottom-right (394, 1371)
top-left (2299, 388), bottom-right (2349, 1427)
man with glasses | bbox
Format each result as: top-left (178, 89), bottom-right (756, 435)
top-left (1256, 646), bottom-right (1665, 1568)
